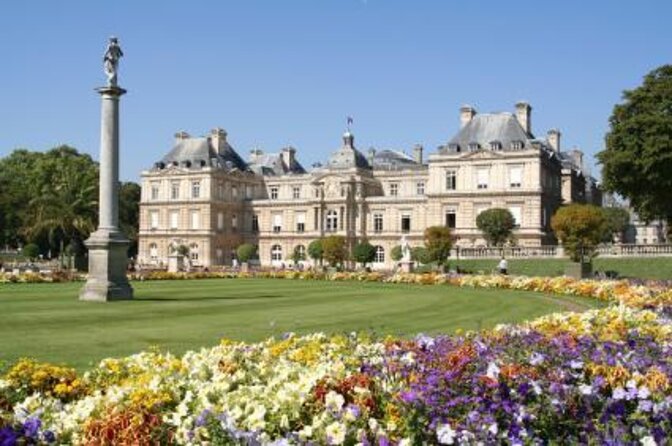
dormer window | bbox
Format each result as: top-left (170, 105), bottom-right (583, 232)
top-left (511, 140), bottom-right (524, 150)
top-left (448, 143), bottom-right (461, 153)
top-left (489, 141), bottom-right (502, 151)
top-left (468, 142), bottom-right (480, 152)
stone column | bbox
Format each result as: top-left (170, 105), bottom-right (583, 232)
top-left (79, 86), bottom-right (134, 301)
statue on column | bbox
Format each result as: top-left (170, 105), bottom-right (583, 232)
top-left (103, 36), bottom-right (124, 86)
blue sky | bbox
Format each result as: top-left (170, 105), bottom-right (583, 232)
top-left (1, 1), bottom-right (670, 181)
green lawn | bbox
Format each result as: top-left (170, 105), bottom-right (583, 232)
top-left (0, 279), bottom-right (602, 370)
top-left (452, 257), bottom-right (672, 280)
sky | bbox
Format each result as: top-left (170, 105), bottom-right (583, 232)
top-left (1, 1), bottom-right (670, 182)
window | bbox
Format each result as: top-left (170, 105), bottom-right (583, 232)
top-left (217, 182), bottom-right (225, 199)
top-left (468, 142), bottom-right (480, 152)
top-left (170, 210), bottom-right (179, 230)
top-left (373, 213), bottom-right (383, 233)
top-left (246, 185), bottom-right (252, 199)
top-left (293, 186), bottom-right (300, 199)
top-left (150, 211), bottom-right (159, 229)
top-left (271, 245), bottom-right (283, 262)
top-left (509, 206), bottom-right (522, 228)
top-left (217, 212), bottom-right (224, 230)
top-left (232, 214), bottom-right (238, 231)
top-left (416, 182), bottom-right (425, 196)
top-left (445, 170), bottom-right (457, 190)
top-left (171, 182), bottom-right (180, 200)
top-left (296, 212), bottom-right (306, 233)
top-left (191, 210), bottom-right (200, 229)
top-left (216, 248), bottom-right (223, 262)
top-left (149, 243), bottom-right (158, 260)
top-left (295, 245), bottom-right (306, 261)
top-left (541, 207), bottom-right (547, 227)
top-left (490, 141), bottom-right (502, 151)
top-left (189, 243), bottom-right (199, 261)
top-left (445, 210), bottom-right (456, 229)
top-left (270, 187), bottom-right (279, 200)
top-left (252, 215), bottom-right (259, 232)
top-left (326, 210), bottom-right (338, 232)
top-left (374, 246), bottom-right (385, 263)
top-left (232, 185), bottom-right (238, 198)
top-left (389, 183), bottom-right (398, 197)
top-left (509, 165), bottom-right (522, 188)
top-left (191, 181), bottom-right (201, 198)
top-left (273, 213), bottom-right (282, 233)
top-left (401, 214), bottom-right (411, 233)
top-left (476, 168), bottom-right (489, 189)
top-left (150, 182), bottom-right (160, 200)
top-left (511, 140), bottom-right (524, 150)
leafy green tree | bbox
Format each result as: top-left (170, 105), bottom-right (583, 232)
top-left (22, 243), bottom-right (40, 261)
top-left (391, 245), bottom-right (403, 262)
top-left (476, 208), bottom-right (516, 247)
top-left (551, 204), bottom-right (607, 262)
top-left (236, 243), bottom-right (257, 263)
top-left (411, 246), bottom-right (431, 265)
top-left (424, 226), bottom-right (453, 268)
top-left (601, 207), bottom-right (631, 243)
top-left (322, 236), bottom-right (347, 267)
top-left (290, 245), bottom-right (306, 265)
top-left (119, 182), bottom-right (141, 258)
top-left (598, 65), bottom-right (672, 224)
top-left (308, 239), bottom-right (324, 265)
top-left (352, 241), bottom-right (376, 267)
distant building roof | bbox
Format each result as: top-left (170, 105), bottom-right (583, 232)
top-left (248, 151), bottom-right (307, 176)
top-left (445, 113), bottom-right (545, 153)
top-left (158, 136), bottom-right (248, 171)
top-left (327, 132), bottom-right (371, 170)
top-left (372, 149), bottom-right (422, 170)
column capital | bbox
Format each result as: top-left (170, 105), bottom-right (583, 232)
top-left (95, 85), bottom-right (127, 97)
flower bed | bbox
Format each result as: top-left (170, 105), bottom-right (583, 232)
top-left (1, 306), bottom-right (671, 444)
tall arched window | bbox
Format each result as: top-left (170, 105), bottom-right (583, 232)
top-left (271, 245), bottom-right (283, 262)
top-left (326, 210), bottom-right (338, 232)
top-left (374, 246), bottom-right (385, 263)
top-left (189, 243), bottom-right (199, 261)
top-left (295, 245), bottom-right (306, 261)
top-left (149, 243), bottom-right (158, 260)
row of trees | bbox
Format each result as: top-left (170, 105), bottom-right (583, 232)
top-left (0, 147), bottom-right (140, 263)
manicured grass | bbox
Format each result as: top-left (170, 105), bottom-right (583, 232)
top-left (0, 279), bottom-right (602, 370)
top-left (452, 257), bottom-right (672, 280)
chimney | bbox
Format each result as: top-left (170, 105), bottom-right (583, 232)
top-left (515, 101), bottom-right (532, 135)
top-left (281, 146), bottom-right (296, 170)
top-left (460, 105), bottom-right (476, 128)
top-left (249, 148), bottom-right (264, 163)
top-left (174, 131), bottom-right (190, 142)
top-left (368, 147), bottom-right (376, 166)
top-left (210, 127), bottom-right (228, 155)
top-left (569, 148), bottom-right (584, 171)
top-left (547, 128), bottom-right (561, 152)
top-left (413, 144), bottom-right (424, 164)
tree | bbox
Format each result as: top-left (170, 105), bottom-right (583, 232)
top-left (119, 182), bottom-right (141, 258)
top-left (352, 241), bottom-right (376, 267)
top-left (291, 245), bottom-right (306, 265)
top-left (308, 239), bottom-right (324, 265)
top-left (424, 226), bottom-right (453, 268)
top-left (597, 65), bottom-right (672, 225)
top-left (391, 245), bottom-right (403, 262)
top-left (476, 208), bottom-right (516, 247)
top-left (22, 243), bottom-right (40, 261)
top-left (602, 207), bottom-right (631, 243)
top-left (322, 236), bottom-right (347, 267)
top-left (236, 243), bottom-right (257, 263)
top-left (411, 246), bottom-right (432, 265)
top-left (551, 204), bottom-right (607, 262)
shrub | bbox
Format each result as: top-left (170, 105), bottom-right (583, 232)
top-left (322, 236), bottom-right (347, 267)
top-left (424, 226), bottom-right (453, 268)
top-left (22, 243), bottom-right (40, 261)
top-left (236, 243), bottom-right (257, 263)
top-left (308, 239), bottom-right (324, 265)
top-left (476, 208), bottom-right (516, 246)
top-left (391, 245), bottom-right (402, 262)
top-left (551, 204), bottom-right (607, 262)
top-left (352, 242), bottom-right (376, 267)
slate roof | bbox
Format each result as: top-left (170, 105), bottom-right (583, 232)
top-left (372, 149), bottom-right (422, 170)
top-left (445, 113), bottom-right (535, 152)
top-left (327, 132), bottom-right (371, 170)
top-left (159, 137), bottom-right (248, 171)
top-left (248, 152), bottom-right (307, 176)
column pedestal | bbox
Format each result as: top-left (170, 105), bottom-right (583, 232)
top-left (80, 230), bottom-right (133, 301)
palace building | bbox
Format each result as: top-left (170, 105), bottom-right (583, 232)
top-left (138, 102), bottom-right (599, 269)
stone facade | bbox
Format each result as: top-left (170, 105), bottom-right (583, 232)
top-left (139, 103), bottom-right (593, 269)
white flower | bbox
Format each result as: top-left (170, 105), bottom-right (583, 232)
top-left (298, 425), bottom-right (313, 440)
top-left (368, 418), bottom-right (379, 432)
top-left (398, 439), bottom-right (412, 446)
top-left (612, 387), bottom-right (627, 400)
top-left (325, 421), bottom-right (346, 445)
top-left (325, 391), bottom-right (345, 413)
top-left (436, 423), bottom-right (456, 445)
top-left (488, 422), bottom-right (498, 435)
top-left (486, 362), bottom-right (500, 379)
top-left (579, 384), bottom-right (593, 395)
top-left (640, 436), bottom-right (657, 446)
top-left (529, 352), bottom-right (545, 366)
top-left (569, 360), bottom-right (584, 370)
top-left (638, 386), bottom-right (651, 400)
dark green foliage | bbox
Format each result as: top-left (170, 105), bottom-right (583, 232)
top-left (291, 245), bottom-right (306, 264)
top-left (322, 236), bottom-right (347, 267)
top-left (352, 241), bottom-right (376, 267)
top-left (598, 65), bottom-right (672, 224)
top-left (391, 245), bottom-right (403, 262)
top-left (551, 204), bottom-right (607, 262)
top-left (476, 208), bottom-right (516, 247)
top-left (308, 239), bottom-right (324, 264)
top-left (601, 207), bottom-right (631, 242)
top-left (119, 182), bottom-right (141, 258)
top-left (236, 243), bottom-right (257, 263)
top-left (424, 226), bottom-right (453, 267)
top-left (22, 243), bottom-right (40, 261)
top-left (411, 246), bottom-right (432, 264)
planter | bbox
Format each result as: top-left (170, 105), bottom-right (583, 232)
top-left (564, 261), bottom-right (593, 279)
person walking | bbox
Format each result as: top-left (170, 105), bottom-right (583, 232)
top-left (498, 256), bottom-right (508, 275)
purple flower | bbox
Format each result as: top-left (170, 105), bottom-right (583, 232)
top-left (42, 430), bottom-right (56, 444)
top-left (0, 427), bottom-right (19, 446)
top-left (22, 418), bottom-right (41, 439)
